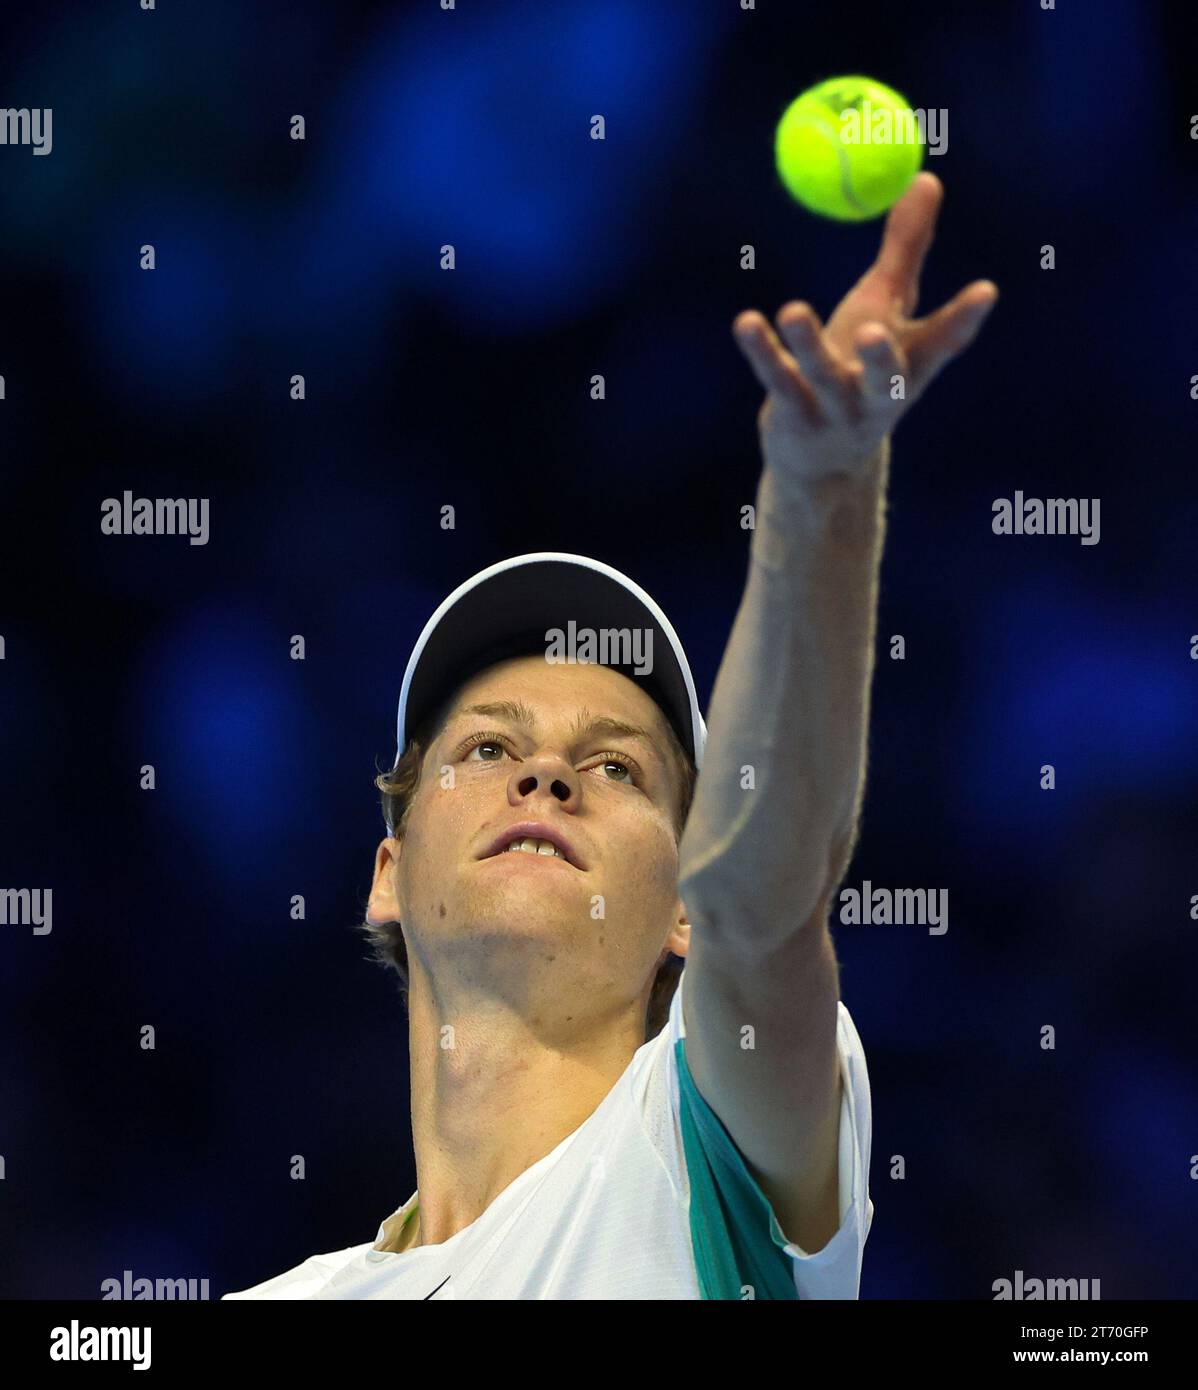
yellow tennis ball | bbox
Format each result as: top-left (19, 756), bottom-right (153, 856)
top-left (775, 75), bottom-right (924, 221)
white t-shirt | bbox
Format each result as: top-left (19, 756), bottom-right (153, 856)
top-left (222, 967), bottom-right (873, 1299)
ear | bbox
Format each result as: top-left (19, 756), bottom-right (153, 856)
top-left (366, 836), bottom-right (403, 926)
top-left (660, 899), bottom-right (691, 965)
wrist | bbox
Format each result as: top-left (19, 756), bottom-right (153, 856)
top-left (751, 441), bottom-right (890, 568)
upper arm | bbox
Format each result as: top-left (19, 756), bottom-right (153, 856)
top-left (680, 916), bottom-right (844, 1255)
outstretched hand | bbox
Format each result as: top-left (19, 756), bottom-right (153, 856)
top-left (733, 172), bottom-right (998, 480)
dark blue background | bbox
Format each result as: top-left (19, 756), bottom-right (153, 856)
top-left (1, 0), bottom-right (1194, 1299)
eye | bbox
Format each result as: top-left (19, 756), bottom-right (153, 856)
top-left (456, 731), bottom-right (643, 786)
top-left (588, 753), bottom-right (640, 785)
top-left (459, 731), bottom-right (512, 763)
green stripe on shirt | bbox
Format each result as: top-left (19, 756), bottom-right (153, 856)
top-left (674, 1037), bottom-right (801, 1300)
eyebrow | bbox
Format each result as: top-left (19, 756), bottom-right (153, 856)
top-left (448, 699), bottom-right (668, 767)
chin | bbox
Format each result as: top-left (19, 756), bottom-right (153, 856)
top-left (467, 882), bottom-right (586, 935)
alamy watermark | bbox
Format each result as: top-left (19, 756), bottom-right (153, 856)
top-left (838, 881), bottom-right (947, 934)
top-left (1, 887), bottom-right (52, 934)
top-left (544, 621), bottom-right (653, 676)
top-left (840, 102), bottom-right (947, 156)
top-left (1, 107), bottom-right (52, 155)
top-left (100, 493), bottom-right (209, 546)
top-left (101, 1269), bottom-right (209, 1300)
top-left (992, 492), bottom-right (1100, 545)
top-left (994, 1269), bottom-right (1101, 1300)
top-left (50, 1322), bottom-right (150, 1370)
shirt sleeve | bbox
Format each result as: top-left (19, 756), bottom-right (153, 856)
top-left (666, 964), bottom-right (874, 1299)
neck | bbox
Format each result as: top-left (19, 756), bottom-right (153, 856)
top-left (399, 972), bottom-right (646, 1249)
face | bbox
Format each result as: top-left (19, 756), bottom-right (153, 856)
top-left (367, 654), bottom-right (691, 1032)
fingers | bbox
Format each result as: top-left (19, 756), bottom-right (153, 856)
top-left (734, 305), bottom-right (842, 423)
top-left (734, 304), bottom-right (911, 427)
top-left (732, 309), bottom-right (817, 408)
top-left (905, 279), bottom-right (999, 389)
top-left (872, 171), bottom-right (943, 316)
top-left (774, 302), bottom-right (847, 404)
top-left (853, 322), bottom-right (908, 405)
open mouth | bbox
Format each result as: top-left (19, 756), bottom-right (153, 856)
top-left (480, 823), bottom-right (584, 869)
top-left (493, 837), bottom-right (571, 863)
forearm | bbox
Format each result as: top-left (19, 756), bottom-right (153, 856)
top-left (678, 440), bottom-right (890, 947)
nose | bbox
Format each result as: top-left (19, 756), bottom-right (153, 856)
top-left (509, 749), bottom-right (580, 807)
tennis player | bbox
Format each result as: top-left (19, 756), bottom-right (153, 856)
top-left (223, 172), bottom-right (996, 1299)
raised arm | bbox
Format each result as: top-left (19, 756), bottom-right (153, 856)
top-left (676, 172), bottom-right (998, 1256)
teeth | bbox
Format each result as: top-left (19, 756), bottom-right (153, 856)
top-left (505, 837), bottom-right (565, 859)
